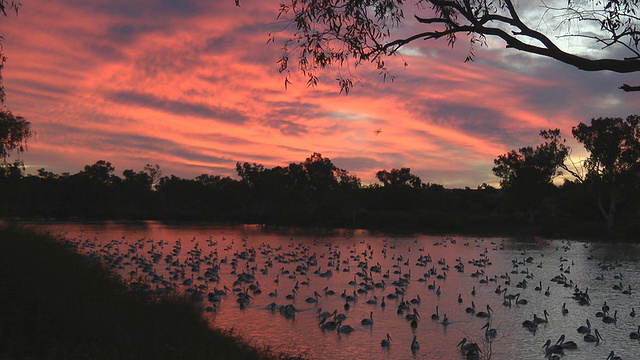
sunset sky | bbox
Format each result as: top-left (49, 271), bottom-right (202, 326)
top-left (3, 0), bottom-right (638, 188)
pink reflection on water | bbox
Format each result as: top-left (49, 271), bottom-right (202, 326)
top-left (19, 221), bottom-right (640, 360)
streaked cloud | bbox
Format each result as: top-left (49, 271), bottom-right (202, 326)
top-left (3, 0), bottom-right (635, 187)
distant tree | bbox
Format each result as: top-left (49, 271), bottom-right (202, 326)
top-left (303, 152), bottom-right (342, 193)
top-left (376, 168), bottom-right (423, 188)
top-left (493, 129), bottom-right (569, 225)
top-left (36, 167), bottom-right (57, 179)
top-left (143, 164), bottom-right (162, 190)
top-left (564, 115), bottom-right (640, 235)
top-left (0, 108), bottom-right (32, 162)
top-left (81, 160), bottom-right (117, 185)
top-left (238, 0), bottom-right (640, 92)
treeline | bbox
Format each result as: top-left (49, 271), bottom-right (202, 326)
top-left (0, 152), bottom-right (637, 239)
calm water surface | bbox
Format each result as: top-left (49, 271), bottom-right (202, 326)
top-left (20, 221), bottom-right (640, 360)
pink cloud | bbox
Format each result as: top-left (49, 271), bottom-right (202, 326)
top-left (2, 1), bottom-right (634, 187)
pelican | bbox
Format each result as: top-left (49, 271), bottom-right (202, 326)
top-left (584, 329), bottom-right (602, 343)
top-left (602, 310), bottom-right (617, 324)
top-left (557, 334), bottom-right (577, 350)
top-left (476, 304), bottom-right (492, 318)
top-left (630, 307), bottom-right (636, 318)
top-left (535, 281), bottom-right (542, 291)
top-left (482, 322), bottom-right (497, 339)
top-left (323, 286), bottom-right (336, 295)
top-left (334, 312), bottom-right (347, 321)
top-left (411, 335), bottom-right (420, 352)
top-left (316, 308), bottom-right (336, 319)
top-left (406, 308), bottom-right (420, 321)
top-left (577, 319), bottom-right (592, 334)
top-left (381, 333), bottom-right (392, 347)
top-left (535, 309), bottom-right (549, 324)
top-left (441, 313), bottom-right (450, 326)
top-left (361, 311), bottom-right (374, 325)
top-left (602, 301), bottom-right (610, 313)
top-left (305, 290), bottom-right (322, 303)
top-left (431, 306), bottom-right (440, 320)
top-left (543, 339), bottom-right (563, 357)
top-left (465, 301), bottom-right (476, 314)
top-left (561, 302), bottom-right (568, 316)
top-left (285, 288), bottom-right (297, 300)
top-left (336, 320), bottom-right (354, 333)
top-left (515, 293), bottom-right (528, 305)
top-left (318, 317), bottom-right (337, 330)
top-left (366, 295), bottom-right (379, 305)
top-left (457, 337), bottom-right (481, 357)
top-left (522, 315), bottom-right (538, 332)
top-left (606, 350), bottom-right (622, 360)
top-left (630, 325), bottom-right (640, 339)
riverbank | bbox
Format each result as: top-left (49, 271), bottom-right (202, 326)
top-left (0, 226), bottom-right (302, 360)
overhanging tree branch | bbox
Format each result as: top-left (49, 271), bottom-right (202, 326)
top-left (239, 0), bottom-right (640, 93)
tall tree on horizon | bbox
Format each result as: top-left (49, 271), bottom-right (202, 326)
top-left (563, 115), bottom-right (640, 236)
top-left (493, 129), bottom-right (570, 226)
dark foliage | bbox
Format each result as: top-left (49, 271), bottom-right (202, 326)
top-left (1, 151), bottom-right (637, 239)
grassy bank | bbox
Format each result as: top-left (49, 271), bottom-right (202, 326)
top-left (0, 226), bottom-right (300, 360)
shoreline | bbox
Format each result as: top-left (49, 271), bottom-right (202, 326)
top-left (0, 225), bottom-right (303, 360)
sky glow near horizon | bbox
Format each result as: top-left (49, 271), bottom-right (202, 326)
top-left (2, 0), bottom-right (638, 187)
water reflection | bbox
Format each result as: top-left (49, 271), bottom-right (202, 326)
top-left (18, 221), bottom-right (640, 360)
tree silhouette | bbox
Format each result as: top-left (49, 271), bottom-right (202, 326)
top-left (376, 168), bottom-right (423, 189)
top-left (0, 1), bottom-right (21, 103)
top-left (565, 115), bottom-right (640, 235)
top-left (0, 108), bottom-right (31, 162)
top-left (493, 129), bottom-right (569, 225)
top-left (239, 0), bottom-right (640, 92)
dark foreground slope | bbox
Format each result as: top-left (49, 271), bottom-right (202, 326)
top-left (0, 226), bottom-right (300, 360)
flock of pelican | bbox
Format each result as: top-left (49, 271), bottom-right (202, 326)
top-left (62, 228), bottom-right (640, 360)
